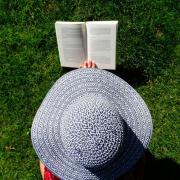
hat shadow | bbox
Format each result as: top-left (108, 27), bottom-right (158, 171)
top-left (86, 122), bottom-right (179, 180)
top-left (86, 121), bottom-right (149, 179)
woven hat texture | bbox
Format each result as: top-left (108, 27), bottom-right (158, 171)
top-left (31, 68), bottom-right (152, 180)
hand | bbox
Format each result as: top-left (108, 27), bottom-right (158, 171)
top-left (79, 60), bottom-right (97, 68)
top-left (39, 161), bottom-right (44, 178)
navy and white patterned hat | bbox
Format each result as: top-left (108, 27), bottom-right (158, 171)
top-left (31, 68), bottom-right (153, 180)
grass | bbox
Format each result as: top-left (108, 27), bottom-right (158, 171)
top-left (0, 0), bottom-right (179, 179)
top-left (137, 62), bottom-right (179, 161)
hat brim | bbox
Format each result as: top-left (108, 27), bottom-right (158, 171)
top-left (31, 68), bottom-right (152, 179)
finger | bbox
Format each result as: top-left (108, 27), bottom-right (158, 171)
top-left (84, 61), bottom-right (88, 68)
top-left (92, 62), bottom-right (97, 68)
top-left (88, 60), bottom-right (92, 68)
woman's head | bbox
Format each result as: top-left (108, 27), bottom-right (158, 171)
top-left (31, 68), bottom-right (153, 179)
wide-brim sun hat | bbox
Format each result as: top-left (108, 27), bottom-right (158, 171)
top-left (31, 68), bottom-right (153, 180)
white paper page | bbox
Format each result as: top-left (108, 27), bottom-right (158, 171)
top-left (86, 21), bottom-right (118, 70)
top-left (55, 22), bottom-right (87, 68)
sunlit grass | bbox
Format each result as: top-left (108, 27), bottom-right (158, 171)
top-left (0, 0), bottom-right (179, 179)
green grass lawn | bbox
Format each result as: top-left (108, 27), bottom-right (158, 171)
top-left (0, 0), bottom-right (179, 179)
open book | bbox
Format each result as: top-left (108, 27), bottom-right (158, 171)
top-left (55, 21), bottom-right (118, 70)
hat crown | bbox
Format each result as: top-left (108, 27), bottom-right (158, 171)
top-left (60, 93), bottom-right (125, 168)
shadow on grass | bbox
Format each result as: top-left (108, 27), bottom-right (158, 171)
top-left (109, 65), bottom-right (147, 88)
top-left (144, 151), bottom-right (180, 180)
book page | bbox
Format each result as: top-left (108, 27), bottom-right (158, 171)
top-left (86, 21), bottom-right (118, 70)
top-left (55, 22), bottom-right (87, 68)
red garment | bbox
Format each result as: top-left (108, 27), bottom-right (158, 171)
top-left (44, 166), bottom-right (60, 180)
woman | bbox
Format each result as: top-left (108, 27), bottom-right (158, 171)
top-left (32, 60), bottom-right (152, 180)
